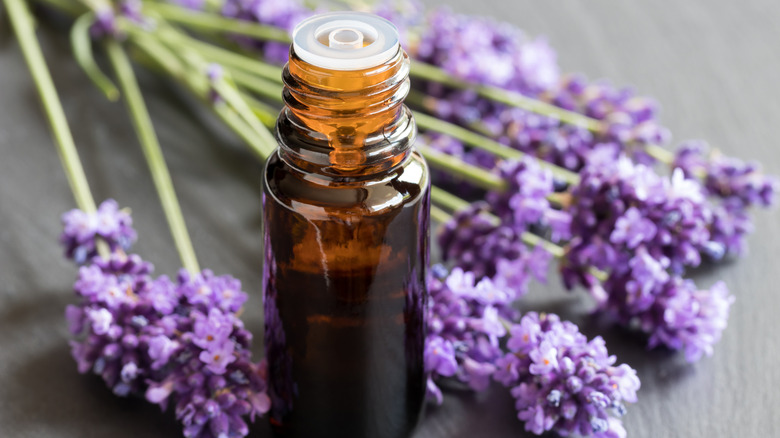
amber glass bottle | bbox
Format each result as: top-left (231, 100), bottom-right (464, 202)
top-left (262, 12), bottom-right (430, 438)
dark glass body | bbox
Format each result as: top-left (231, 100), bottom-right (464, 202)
top-left (262, 47), bottom-right (430, 438)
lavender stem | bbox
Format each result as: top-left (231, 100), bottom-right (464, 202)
top-left (106, 40), bottom-right (200, 273)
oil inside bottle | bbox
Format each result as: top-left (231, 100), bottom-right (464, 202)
top-left (262, 12), bottom-right (430, 438)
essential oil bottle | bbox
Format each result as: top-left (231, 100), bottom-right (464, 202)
top-left (262, 12), bottom-right (430, 438)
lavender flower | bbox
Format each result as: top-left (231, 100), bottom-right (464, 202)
top-left (412, 8), bottom-right (669, 183)
top-left (564, 148), bottom-right (712, 286)
top-left (61, 199), bottom-right (137, 264)
top-left (206, 63), bottom-right (224, 104)
top-left (496, 312), bottom-right (639, 437)
top-left (63, 209), bottom-right (269, 438)
top-left (90, 8), bottom-right (119, 39)
top-left (438, 203), bottom-right (552, 298)
top-left (90, 1), bottom-right (148, 38)
top-left (600, 266), bottom-right (735, 363)
top-left (673, 140), bottom-right (778, 256)
top-left (67, 252), bottom-right (157, 395)
top-left (422, 132), bottom-right (495, 198)
top-left (424, 266), bottom-right (514, 400)
top-left (674, 140), bottom-right (777, 208)
top-left (487, 158), bottom-right (554, 229)
top-left (415, 8), bottom-right (559, 94)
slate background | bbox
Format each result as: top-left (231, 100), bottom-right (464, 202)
top-left (1, 0), bottom-right (778, 436)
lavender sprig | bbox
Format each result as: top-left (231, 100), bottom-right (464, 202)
top-left (498, 312), bottom-right (639, 438)
top-left (66, 246), bottom-right (270, 438)
top-left (673, 140), bottom-right (778, 256)
top-left (438, 203), bottom-right (553, 298)
top-left (61, 199), bottom-right (137, 263)
top-left (564, 146), bottom-right (713, 280)
top-left (425, 265), bottom-right (515, 400)
top-left (425, 266), bottom-right (640, 437)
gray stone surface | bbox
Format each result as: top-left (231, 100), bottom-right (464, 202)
top-left (0, 1), bottom-right (778, 436)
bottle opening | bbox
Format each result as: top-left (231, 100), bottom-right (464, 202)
top-left (328, 28), bottom-right (364, 49)
top-left (293, 12), bottom-right (400, 70)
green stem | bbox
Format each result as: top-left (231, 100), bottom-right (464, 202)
top-left (136, 8), bottom-right (600, 133)
top-left (129, 30), bottom-right (274, 161)
top-left (430, 204), bottom-right (452, 224)
top-left (4, 0), bottom-right (97, 215)
top-left (412, 107), bottom-right (580, 186)
top-left (143, 2), bottom-right (292, 44)
top-left (105, 40), bottom-right (200, 273)
top-left (212, 78), bottom-right (277, 157)
top-left (33, 0), bottom-right (85, 15)
top-left (410, 61), bottom-right (604, 132)
top-left (121, 7), bottom-right (683, 169)
top-left (430, 185), bottom-right (474, 214)
top-left (430, 186), bottom-right (565, 259)
top-left (418, 145), bottom-right (507, 191)
top-left (71, 12), bottom-right (120, 101)
top-left (644, 142), bottom-right (675, 165)
top-left (240, 93), bottom-right (280, 128)
top-left (154, 27), bottom-right (284, 85)
top-left (6, 0), bottom-right (111, 258)
top-left (230, 68), bottom-right (284, 103)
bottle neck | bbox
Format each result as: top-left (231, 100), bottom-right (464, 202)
top-left (276, 47), bottom-right (415, 176)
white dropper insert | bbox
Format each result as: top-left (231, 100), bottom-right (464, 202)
top-left (292, 12), bottom-right (400, 71)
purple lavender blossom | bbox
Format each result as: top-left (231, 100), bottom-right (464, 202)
top-left (206, 63), bottom-right (224, 104)
top-left (673, 140), bottom-right (778, 257)
top-left (438, 203), bottom-right (553, 299)
top-left (674, 140), bottom-right (778, 208)
top-left (487, 157), bottom-right (555, 229)
top-left (411, 8), bottom-right (669, 182)
top-left (64, 240), bottom-right (268, 438)
top-left (90, 8), bottom-right (118, 39)
top-left (424, 269), bottom-right (640, 435)
top-left (177, 268), bottom-right (248, 314)
top-left (424, 266), bottom-right (514, 399)
top-left (602, 265), bottom-right (735, 362)
top-left (61, 199), bottom-right (137, 264)
top-left (170, 0), bottom-right (205, 10)
top-left (564, 148), bottom-right (712, 284)
top-left (496, 312), bottom-right (639, 437)
top-left (415, 8), bottom-right (559, 94)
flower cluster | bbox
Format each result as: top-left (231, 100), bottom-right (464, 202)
top-left (674, 140), bottom-right (778, 256)
top-left (600, 270), bottom-right (734, 363)
top-left (552, 74), bottom-right (670, 160)
top-left (424, 265), bottom-right (515, 403)
top-left (556, 148), bottom-right (736, 360)
top-left (63, 203), bottom-right (269, 438)
top-left (411, 8), bottom-right (668, 181)
top-left (425, 267), bottom-right (640, 437)
top-left (486, 157), bottom-right (570, 239)
top-left (415, 8), bottom-right (559, 94)
top-left (564, 147), bottom-right (713, 281)
top-left (60, 199), bottom-right (137, 263)
top-left (437, 203), bottom-right (552, 298)
top-left (495, 312), bottom-right (640, 438)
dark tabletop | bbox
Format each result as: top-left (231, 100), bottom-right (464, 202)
top-left (1, 0), bottom-right (778, 437)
